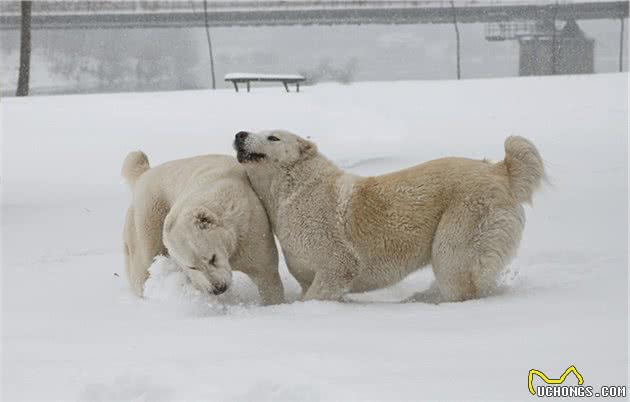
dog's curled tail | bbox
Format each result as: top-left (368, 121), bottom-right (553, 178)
top-left (502, 136), bottom-right (545, 204)
top-left (122, 150), bottom-right (150, 189)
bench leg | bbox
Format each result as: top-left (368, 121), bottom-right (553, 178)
top-left (296, 82), bottom-right (300, 92)
top-left (232, 81), bottom-right (239, 92)
top-left (283, 81), bottom-right (290, 92)
top-left (247, 81), bottom-right (250, 92)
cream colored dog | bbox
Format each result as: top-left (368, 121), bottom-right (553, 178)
top-left (234, 130), bottom-right (544, 302)
top-left (121, 151), bottom-right (284, 305)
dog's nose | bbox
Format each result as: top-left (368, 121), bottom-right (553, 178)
top-left (212, 283), bottom-right (228, 295)
top-left (235, 131), bottom-right (249, 141)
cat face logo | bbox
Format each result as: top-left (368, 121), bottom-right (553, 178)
top-left (528, 366), bottom-right (584, 395)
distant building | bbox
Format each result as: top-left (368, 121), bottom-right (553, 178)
top-left (518, 19), bottom-right (594, 76)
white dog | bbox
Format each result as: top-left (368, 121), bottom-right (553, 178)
top-left (121, 151), bottom-right (284, 305)
top-left (233, 130), bottom-right (544, 302)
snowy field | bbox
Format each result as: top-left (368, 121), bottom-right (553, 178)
top-left (1, 73), bottom-right (628, 401)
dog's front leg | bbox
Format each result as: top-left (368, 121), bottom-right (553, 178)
top-left (302, 254), bottom-right (359, 301)
top-left (249, 269), bottom-right (285, 305)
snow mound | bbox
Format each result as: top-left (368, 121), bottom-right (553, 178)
top-left (143, 255), bottom-right (253, 316)
top-left (143, 255), bottom-right (203, 302)
top-left (78, 375), bottom-right (173, 402)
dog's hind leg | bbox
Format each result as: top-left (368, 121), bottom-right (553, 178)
top-left (123, 207), bottom-right (140, 295)
top-left (126, 200), bottom-right (169, 297)
top-left (431, 203), bottom-right (524, 302)
top-left (471, 205), bottom-right (525, 297)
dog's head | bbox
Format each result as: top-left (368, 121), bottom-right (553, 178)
top-left (163, 206), bottom-right (235, 296)
top-left (233, 130), bottom-right (317, 167)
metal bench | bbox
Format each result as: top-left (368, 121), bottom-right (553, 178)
top-left (224, 73), bottom-right (306, 93)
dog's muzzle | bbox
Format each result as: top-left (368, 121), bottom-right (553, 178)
top-left (234, 131), bottom-right (266, 163)
top-left (234, 131), bottom-right (249, 147)
top-left (211, 282), bottom-right (228, 295)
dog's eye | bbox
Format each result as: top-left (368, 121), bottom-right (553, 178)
top-left (188, 266), bottom-right (201, 271)
top-left (267, 135), bottom-right (280, 142)
top-left (209, 254), bottom-right (216, 266)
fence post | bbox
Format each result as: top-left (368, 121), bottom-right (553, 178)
top-left (450, 1), bottom-right (461, 80)
top-left (551, 1), bottom-right (559, 75)
top-left (620, 17), bottom-right (625, 72)
top-left (203, 0), bottom-right (216, 89)
top-left (16, 1), bottom-right (32, 97)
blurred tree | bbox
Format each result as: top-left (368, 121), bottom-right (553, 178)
top-left (299, 58), bottom-right (358, 84)
top-left (16, 0), bottom-right (31, 96)
top-left (43, 29), bottom-right (204, 93)
top-left (94, 35), bottom-right (133, 90)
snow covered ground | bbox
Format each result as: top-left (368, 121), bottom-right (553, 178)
top-left (2, 73), bottom-right (628, 401)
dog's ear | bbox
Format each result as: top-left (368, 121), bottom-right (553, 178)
top-left (193, 208), bottom-right (219, 230)
top-left (298, 137), bottom-right (317, 158)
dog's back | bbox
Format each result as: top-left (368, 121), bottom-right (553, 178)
top-left (125, 154), bottom-right (244, 203)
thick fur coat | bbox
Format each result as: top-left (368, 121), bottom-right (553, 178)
top-left (234, 130), bottom-right (544, 302)
top-left (121, 152), bottom-right (284, 304)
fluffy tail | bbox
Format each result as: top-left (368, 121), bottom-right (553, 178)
top-left (502, 136), bottom-right (545, 203)
top-left (121, 151), bottom-right (150, 189)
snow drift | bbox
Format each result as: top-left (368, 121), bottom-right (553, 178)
top-left (2, 73), bottom-right (627, 401)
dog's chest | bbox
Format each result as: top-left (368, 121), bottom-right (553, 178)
top-left (274, 201), bottom-right (339, 261)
